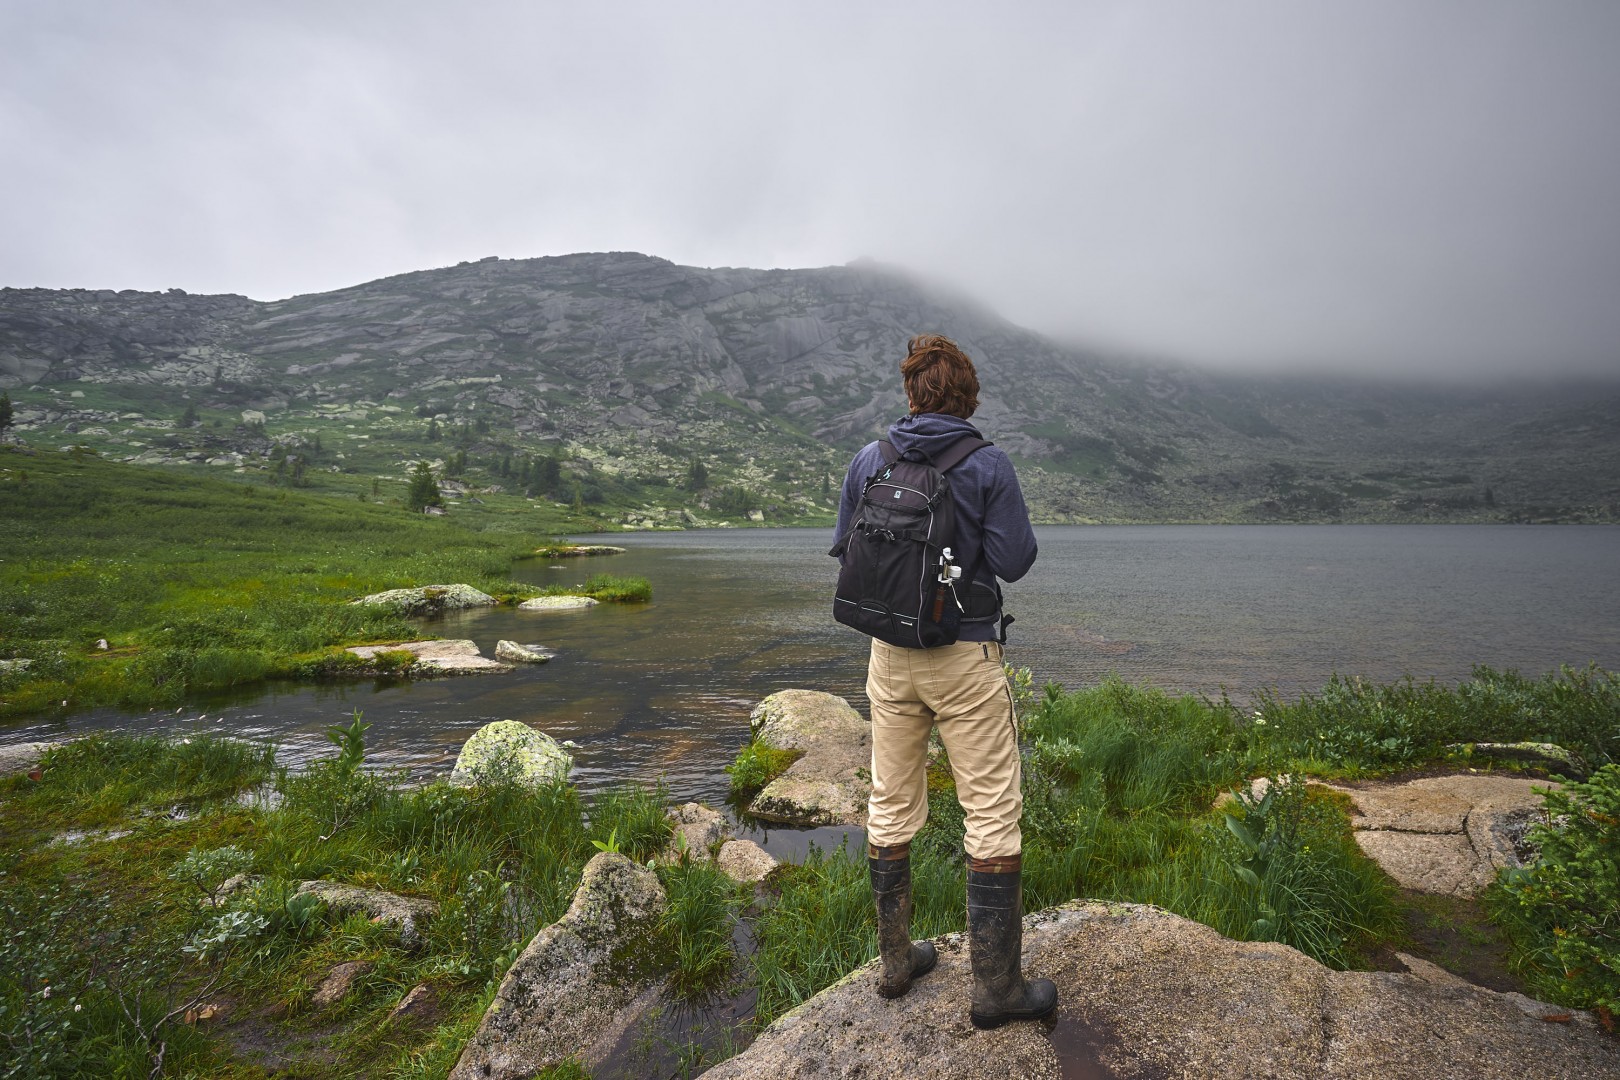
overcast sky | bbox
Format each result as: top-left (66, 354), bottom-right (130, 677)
top-left (3, 2), bottom-right (1618, 379)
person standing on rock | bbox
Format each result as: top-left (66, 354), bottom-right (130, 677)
top-left (830, 333), bottom-right (1055, 1028)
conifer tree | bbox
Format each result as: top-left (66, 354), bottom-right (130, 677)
top-left (687, 458), bottom-right (709, 491)
top-left (406, 461), bottom-right (442, 512)
top-left (0, 392), bottom-right (12, 437)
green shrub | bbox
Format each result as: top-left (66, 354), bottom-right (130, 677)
top-left (658, 861), bottom-right (743, 1000)
top-left (1490, 764), bottom-right (1620, 1015)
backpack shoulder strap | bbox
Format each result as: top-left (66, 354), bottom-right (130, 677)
top-left (877, 440), bottom-right (901, 464)
top-left (931, 437), bottom-right (992, 473)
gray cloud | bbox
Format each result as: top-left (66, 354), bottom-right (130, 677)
top-left (3, 1), bottom-right (1618, 379)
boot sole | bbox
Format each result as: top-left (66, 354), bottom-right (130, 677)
top-left (969, 1000), bottom-right (1057, 1030)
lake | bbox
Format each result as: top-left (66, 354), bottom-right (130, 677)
top-left (6, 525), bottom-right (1617, 807)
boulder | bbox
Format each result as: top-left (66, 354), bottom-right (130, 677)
top-left (312, 960), bottom-right (372, 1007)
top-left (294, 882), bottom-right (437, 948)
top-left (716, 839), bottom-right (778, 883)
top-left (350, 584), bottom-right (498, 616)
top-left (704, 901), bottom-right (1620, 1080)
top-left (450, 720), bottom-right (573, 788)
top-left (519, 595), bottom-right (599, 611)
top-left (1448, 741), bottom-right (1588, 778)
top-left (745, 690), bottom-right (871, 827)
top-left (0, 740), bottom-right (63, 778)
top-left (494, 640), bottom-right (556, 664)
top-left (665, 802), bottom-right (728, 860)
top-left (449, 853), bottom-right (668, 1080)
top-left (346, 639), bottom-right (512, 675)
top-left (0, 659), bottom-right (34, 677)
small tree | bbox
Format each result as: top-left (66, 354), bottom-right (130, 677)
top-left (0, 392), bottom-right (13, 436)
top-left (427, 418), bottom-right (440, 441)
top-left (687, 458), bottom-right (709, 491)
top-left (540, 455), bottom-right (561, 495)
top-left (406, 461), bottom-right (442, 512)
top-left (180, 402), bottom-right (198, 427)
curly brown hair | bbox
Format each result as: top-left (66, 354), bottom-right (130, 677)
top-left (900, 334), bottom-right (980, 418)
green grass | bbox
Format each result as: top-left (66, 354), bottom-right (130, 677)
top-left (0, 446), bottom-right (589, 719)
top-left (536, 573), bottom-right (653, 604)
top-left (0, 728), bottom-right (676, 1078)
top-left (724, 741), bottom-right (803, 801)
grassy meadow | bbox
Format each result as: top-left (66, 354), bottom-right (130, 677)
top-left (2, 669), bottom-right (1615, 1076)
top-left (0, 445), bottom-right (625, 719)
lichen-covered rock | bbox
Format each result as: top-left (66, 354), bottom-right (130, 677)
top-left (665, 802), bottom-right (728, 860)
top-left (0, 659), bottom-right (34, 677)
top-left (294, 882), bottom-right (437, 947)
top-left (518, 595), bottom-right (599, 611)
top-left (716, 839), bottom-right (778, 883)
top-left (449, 720), bottom-right (573, 788)
top-left (703, 901), bottom-right (1620, 1080)
top-left (745, 690), bottom-right (871, 827)
top-left (494, 640), bottom-right (556, 664)
top-left (350, 583), bottom-right (498, 616)
top-left (346, 638), bottom-right (512, 675)
top-left (449, 853), bottom-right (668, 1080)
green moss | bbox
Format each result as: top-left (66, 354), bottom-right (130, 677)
top-left (725, 741), bottom-right (803, 800)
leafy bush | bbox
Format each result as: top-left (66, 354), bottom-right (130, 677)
top-left (1491, 764), bottom-right (1620, 1015)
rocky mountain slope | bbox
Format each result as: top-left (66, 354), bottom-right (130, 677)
top-left (3, 252), bottom-right (1617, 524)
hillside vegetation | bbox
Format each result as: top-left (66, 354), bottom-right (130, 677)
top-left (3, 252), bottom-right (1617, 525)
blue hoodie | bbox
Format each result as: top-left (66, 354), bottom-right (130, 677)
top-left (834, 412), bottom-right (1038, 642)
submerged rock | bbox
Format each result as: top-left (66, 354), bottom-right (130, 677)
top-left (449, 852), bottom-right (668, 1080)
top-left (294, 881), bottom-right (437, 948)
top-left (518, 595), bottom-right (599, 611)
top-left (449, 720), bottom-right (573, 788)
top-left (494, 639), bottom-right (556, 664)
top-left (705, 901), bottom-right (1619, 1080)
top-left (346, 638), bottom-right (512, 675)
top-left (745, 690), bottom-right (871, 827)
top-left (350, 583), bottom-right (498, 616)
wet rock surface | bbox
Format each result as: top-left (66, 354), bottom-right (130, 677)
top-left (449, 852), bottom-right (668, 1080)
top-left (345, 638), bottom-right (512, 675)
top-left (493, 639), bottom-right (555, 664)
top-left (449, 720), bottom-right (573, 788)
top-left (518, 595), bottom-right (599, 611)
top-left (706, 901), bottom-right (1619, 1080)
top-left (745, 690), bottom-right (871, 827)
top-left (1335, 774), bottom-right (1556, 896)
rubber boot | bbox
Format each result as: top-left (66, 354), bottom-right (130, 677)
top-left (869, 842), bottom-right (938, 999)
top-left (966, 853), bottom-right (1057, 1029)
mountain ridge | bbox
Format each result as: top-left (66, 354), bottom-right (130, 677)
top-left (3, 252), bottom-right (1617, 524)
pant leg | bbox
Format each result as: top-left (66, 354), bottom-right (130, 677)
top-left (865, 638), bottom-right (935, 849)
top-left (922, 640), bottom-right (1023, 860)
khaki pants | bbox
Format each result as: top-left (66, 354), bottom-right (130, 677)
top-left (865, 637), bottom-right (1022, 859)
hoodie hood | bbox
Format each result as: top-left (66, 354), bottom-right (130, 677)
top-left (885, 412), bottom-right (985, 462)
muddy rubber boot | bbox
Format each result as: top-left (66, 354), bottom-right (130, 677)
top-left (869, 842), bottom-right (938, 999)
top-left (966, 853), bottom-right (1057, 1029)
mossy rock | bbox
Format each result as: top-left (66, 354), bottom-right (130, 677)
top-left (450, 720), bottom-right (573, 788)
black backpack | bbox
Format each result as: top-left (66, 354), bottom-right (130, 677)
top-left (828, 436), bottom-right (992, 648)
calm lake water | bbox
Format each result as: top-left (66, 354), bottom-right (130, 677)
top-left (8, 526), bottom-right (1618, 807)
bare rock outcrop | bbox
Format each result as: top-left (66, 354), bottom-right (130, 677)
top-left (346, 639), bottom-right (512, 675)
top-left (744, 690), bottom-right (871, 827)
top-left (0, 740), bottom-right (64, 778)
top-left (350, 583), bottom-right (498, 616)
top-left (704, 901), bottom-right (1618, 1080)
top-left (449, 852), bottom-right (667, 1080)
top-left (294, 882), bottom-right (437, 948)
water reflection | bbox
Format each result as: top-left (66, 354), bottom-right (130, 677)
top-left (6, 525), bottom-right (1616, 806)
